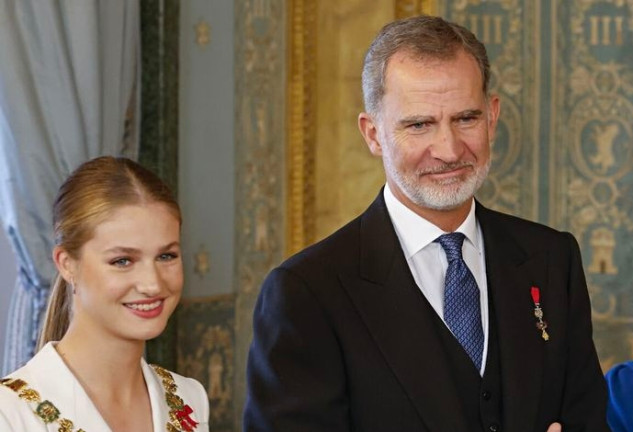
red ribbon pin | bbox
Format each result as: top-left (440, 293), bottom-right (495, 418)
top-left (176, 404), bottom-right (199, 431)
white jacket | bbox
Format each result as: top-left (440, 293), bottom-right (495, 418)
top-left (0, 342), bottom-right (210, 431)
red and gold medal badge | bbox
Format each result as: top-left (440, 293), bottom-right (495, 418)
top-left (531, 286), bottom-right (549, 341)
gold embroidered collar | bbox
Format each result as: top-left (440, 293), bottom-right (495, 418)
top-left (1, 365), bottom-right (199, 432)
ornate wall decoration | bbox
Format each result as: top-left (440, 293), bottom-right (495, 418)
top-left (195, 20), bottom-right (211, 47)
top-left (286, 0), bottom-right (318, 256)
top-left (177, 296), bottom-right (235, 432)
top-left (553, 0), bottom-right (633, 370)
top-left (234, 0), bottom-right (286, 430)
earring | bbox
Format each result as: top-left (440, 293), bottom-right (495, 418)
top-left (70, 278), bottom-right (76, 294)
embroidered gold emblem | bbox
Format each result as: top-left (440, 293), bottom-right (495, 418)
top-left (19, 388), bottom-right (41, 402)
top-left (58, 418), bottom-right (74, 432)
top-left (166, 392), bottom-right (184, 409)
top-left (3, 378), bottom-right (27, 392)
top-left (37, 400), bottom-right (61, 423)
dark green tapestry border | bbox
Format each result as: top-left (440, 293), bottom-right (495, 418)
top-left (138, 0), bottom-right (180, 370)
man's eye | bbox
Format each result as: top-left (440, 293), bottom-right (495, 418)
top-left (458, 116), bottom-right (478, 124)
top-left (410, 122), bottom-right (429, 129)
top-left (111, 258), bottom-right (132, 267)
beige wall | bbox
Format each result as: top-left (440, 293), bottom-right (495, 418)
top-left (314, 1), bottom-right (391, 240)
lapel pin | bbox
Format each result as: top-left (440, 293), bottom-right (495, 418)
top-left (530, 286), bottom-right (549, 341)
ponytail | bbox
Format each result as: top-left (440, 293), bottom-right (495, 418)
top-left (37, 273), bottom-right (72, 350)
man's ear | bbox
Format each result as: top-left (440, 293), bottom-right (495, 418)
top-left (53, 246), bottom-right (75, 283)
top-left (358, 112), bottom-right (383, 156)
top-left (487, 94), bottom-right (501, 143)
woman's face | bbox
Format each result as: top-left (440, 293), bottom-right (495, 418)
top-left (57, 202), bottom-right (183, 343)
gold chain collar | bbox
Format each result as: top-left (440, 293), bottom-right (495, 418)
top-left (0, 366), bottom-right (199, 432)
top-left (0, 376), bottom-right (83, 432)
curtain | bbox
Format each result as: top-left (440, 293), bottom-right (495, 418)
top-left (0, 0), bottom-right (140, 375)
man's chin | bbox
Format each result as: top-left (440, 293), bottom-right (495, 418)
top-left (406, 185), bottom-right (476, 211)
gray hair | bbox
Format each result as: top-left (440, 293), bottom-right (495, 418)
top-left (361, 15), bottom-right (491, 117)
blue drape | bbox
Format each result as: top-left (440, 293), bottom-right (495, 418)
top-left (0, 0), bottom-right (140, 374)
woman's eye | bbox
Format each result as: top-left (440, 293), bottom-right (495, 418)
top-left (158, 253), bottom-right (179, 262)
top-left (111, 258), bottom-right (132, 267)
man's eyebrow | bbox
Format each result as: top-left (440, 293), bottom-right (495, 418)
top-left (452, 109), bottom-right (483, 119)
top-left (397, 115), bottom-right (436, 125)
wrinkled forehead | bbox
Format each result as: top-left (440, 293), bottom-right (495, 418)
top-left (383, 49), bottom-right (485, 94)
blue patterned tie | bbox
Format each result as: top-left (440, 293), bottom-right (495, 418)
top-left (435, 232), bottom-right (484, 370)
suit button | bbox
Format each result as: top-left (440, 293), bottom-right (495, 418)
top-left (481, 390), bottom-right (491, 400)
top-left (489, 424), bottom-right (499, 432)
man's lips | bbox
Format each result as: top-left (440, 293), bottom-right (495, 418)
top-left (420, 163), bottom-right (473, 177)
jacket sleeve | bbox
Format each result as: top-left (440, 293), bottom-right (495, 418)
top-left (605, 361), bottom-right (633, 432)
top-left (559, 232), bottom-right (610, 431)
top-left (243, 267), bottom-right (351, 432)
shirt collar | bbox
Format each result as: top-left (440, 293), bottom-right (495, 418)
top-left (383, 183), bottom-right (479, 259)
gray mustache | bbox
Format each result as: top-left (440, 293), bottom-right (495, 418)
top-left (418, 162), bottom-right (474, 175)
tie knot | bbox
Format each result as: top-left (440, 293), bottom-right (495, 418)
top-left (435, 232), bottom-right (466, 262)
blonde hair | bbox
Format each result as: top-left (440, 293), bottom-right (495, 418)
top-left (37, 156), bottom-right (181, 349)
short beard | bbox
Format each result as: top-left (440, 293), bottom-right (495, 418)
top-left (387, 158), bottom-right (491, 211)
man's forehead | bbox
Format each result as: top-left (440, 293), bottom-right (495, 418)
top-left (382, 49), bottom-right (485, 94)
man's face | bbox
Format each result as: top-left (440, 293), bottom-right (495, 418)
top-left (359, 49), bottom-right (500, 215)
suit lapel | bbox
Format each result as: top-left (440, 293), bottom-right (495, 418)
top-left (143, 360), bottom-right (168, 432)
top-left (477, 204), bottom-right (546, 432)
top-left (341, 192), bottom-right (470, 432)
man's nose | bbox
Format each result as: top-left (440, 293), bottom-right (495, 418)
top-left (429, 125), bottom-right (464, 162)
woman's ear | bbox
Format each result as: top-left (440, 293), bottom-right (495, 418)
top-left (53, 246), bottom-right (75, 283)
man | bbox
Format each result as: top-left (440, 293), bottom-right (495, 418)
top-left (244, 15), bottom-right (608, 432)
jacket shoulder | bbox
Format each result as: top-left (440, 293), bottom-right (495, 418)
top-left (478, 204), bottom-right (576, 241)
top-left (281, 214), bottom-right (364, 272)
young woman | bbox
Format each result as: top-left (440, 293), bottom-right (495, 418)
top-left (0, 156), bottom-right (209, 431)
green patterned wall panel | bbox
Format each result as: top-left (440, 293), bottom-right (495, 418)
top-left (234, 0), bottom-right (286, 430)
top-left (553, 0), bottom-right (633, 370)
top-left (177, 296), bottom-right (235, 432)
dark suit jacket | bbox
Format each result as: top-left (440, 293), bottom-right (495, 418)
top-left (244, 192), bottom-right (609, 432)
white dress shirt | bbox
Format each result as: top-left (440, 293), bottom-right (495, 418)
top-left (384, 184), bottom-right (489, 375)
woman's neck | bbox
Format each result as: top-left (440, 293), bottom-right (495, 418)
top-left (55, 324), bottom-right (146, 402)
top-left (54, 323), bottom-right (154, 431)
